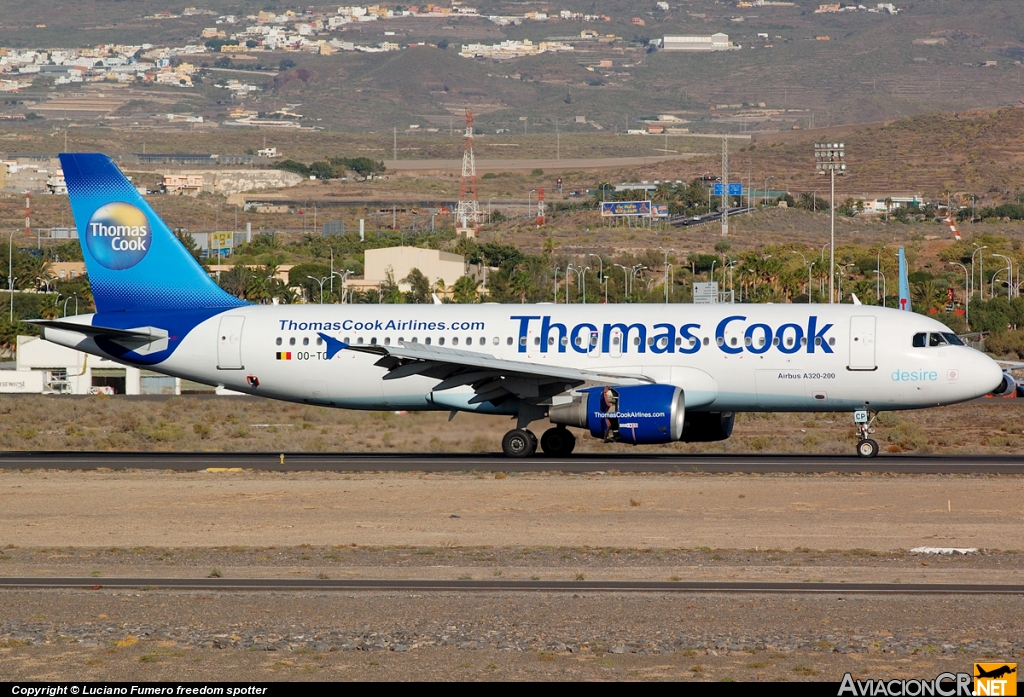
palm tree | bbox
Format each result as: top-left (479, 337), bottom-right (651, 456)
top-left (453, 275), bottom-right (481, 303)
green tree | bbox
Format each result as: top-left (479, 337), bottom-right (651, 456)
top-left (452, 275), bottom-right (481, 303)
top-left (402, 268), bottom-right (431, 304)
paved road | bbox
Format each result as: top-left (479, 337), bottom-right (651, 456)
top-left (383, 154), bottom-right (697, 173)
top-left (0, 578), bottom-right (1021, 594)
top-left (3, 451), bottom-right (1024, 473)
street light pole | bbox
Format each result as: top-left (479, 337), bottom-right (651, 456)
top-left (971, 244), bottom-right (987, 301)
top-left (8, 230), bottom-right (15, 322)
top-left (815, 141), bottom-right (846, 303)
top-left (763, 175), bottom-right (774, 207)
top-left (994, 254), bottom-right (1013, 298)
top-left (873, 270), bottom-right (886, 308)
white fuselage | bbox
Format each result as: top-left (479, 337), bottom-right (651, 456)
top-left (45, 303), bottom-right (1003, 415)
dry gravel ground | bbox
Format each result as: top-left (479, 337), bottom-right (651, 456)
top-left (0, 591), bottom-right (1019, 682)
top-left (2, 396), bottom-right (1023, 681)
top-left (0, 469), bottom-right (1022, 681)
top-left (2, 396), bottom-right (1024, 455)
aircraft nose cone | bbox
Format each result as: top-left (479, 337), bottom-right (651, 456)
top-left (976, 353), bottom-right (1005, 396)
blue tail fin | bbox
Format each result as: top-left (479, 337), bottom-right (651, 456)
top-left (898, 246), bottom-right (912, 312)
top-left (60, 153), bottom-right (246, 313)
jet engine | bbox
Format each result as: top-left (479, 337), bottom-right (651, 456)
top-left (548, 384), bottom-right (685, 444)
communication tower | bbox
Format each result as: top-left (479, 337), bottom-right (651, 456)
top-left (455, 109), bottom-right (482, 237)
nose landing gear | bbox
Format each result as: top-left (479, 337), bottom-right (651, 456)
top-left (854, 409), bottom-right (878, 458)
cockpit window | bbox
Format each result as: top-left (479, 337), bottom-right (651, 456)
top-left (942, 333), bottom-right (964, 346)
top-left (913, 332), bottom-right (926, 348)
top-left (928, 333), bottom-right (948, 347)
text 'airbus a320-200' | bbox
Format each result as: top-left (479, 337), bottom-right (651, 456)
top-left (32, 154), bottom-right (1008, 458)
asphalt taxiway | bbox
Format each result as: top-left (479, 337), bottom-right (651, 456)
top-left (1, 578), bottom-right (1022, 594)
top-left (3, 451), bottom-right (1024, 473)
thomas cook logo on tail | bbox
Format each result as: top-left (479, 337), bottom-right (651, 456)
top-left (86, 201), bottom-right (151, 270)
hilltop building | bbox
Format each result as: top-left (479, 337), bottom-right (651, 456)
top-left (662, 33), bottom-right (739, 51)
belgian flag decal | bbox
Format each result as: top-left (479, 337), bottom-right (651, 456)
top-left (276, 352), bottom-right (292, 360)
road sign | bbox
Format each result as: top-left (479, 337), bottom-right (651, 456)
top-left (713, 183), bottom-right (743, 196)
top-left (693, 281), bottom-right (719, 304)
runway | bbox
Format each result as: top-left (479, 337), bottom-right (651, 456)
top-left (1, 578), bottom-right (1022, 594)
top-left (3, 451), bottom-right (1024, 473)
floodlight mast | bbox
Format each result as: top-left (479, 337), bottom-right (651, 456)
top-left (814, 142), bottom-right (846, 303)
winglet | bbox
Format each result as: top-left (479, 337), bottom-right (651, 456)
top-left (317, 332), bottom-right (348, 359)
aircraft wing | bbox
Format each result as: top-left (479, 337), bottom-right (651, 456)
top-left (318, 332), bottom-right (650, 405)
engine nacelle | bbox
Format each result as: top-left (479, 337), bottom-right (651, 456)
top-left (549, 384), bottom-right (685, 445)
top-left (990, 370), bottom-right (1019, 397)
top-left (681, 411), bottom-right (735, 442)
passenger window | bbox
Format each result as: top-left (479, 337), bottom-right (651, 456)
top-left (943, 333), bottom-right (964, 346)
top-left (801, 337), bottom-right (807, 346)
top-left (384, 337), bottom-right (391, 346)
top-left (772, 337), bottom-right (780, 346)
top-left (744, 336), bottom-right (752, 347)
top-left (561, 337), bottom-right (569, 346)
top-left (438, 337), bottom-right (445, 346)
top-left (343, 337), bottom-right (350, 344)
top-left (289, 337), bottom-right (296, 346)
top-left (411, 337), bottom-right (417, 343)
top-left (276, 337), bottom-right (282, 346)
top-left (357, 337), bottom-right (364, 345)
top-left (703, 337), bottom-right (710, 346)
top-left (507, 337), bottom-right (514, 346)
top-left (548, 337), bottom-right (555, 346)
top-left (828, 337), bottom-right (835, 346)
top-left (398, 337), bottom-right (404, 343)
top-left (452, 337), bottom-right (459, 346)
top-left (716, 337), bottom-right (724, 346)
top-left (316, 338), bottom-right (323, 346)
top-left (575, 336), bottom-right (583, 347)
top-left (690, 338), bottom-right (697, 347)
top-left (814, 337), bottom-right (821, 346)
top-left (303, 337), bottom-right (309, 346)
top-left (425, 337), bottom-right (432, 345)
top-left (929, 333), bottom-right (948, 347)
top-left (675, 337), bottom-right (682, 346)
top-left (633, 337), bottom-right (641, 346)
top-left (730, 337), bottom-right (738, 347)
top-left (591, 335), bottom-right (599, 347)
top-left (913, 333), bottom-right (926, 348)
top-left (532, 337), bottom-right (540, 346)
top-left (612, 336), bottom-right (620, 346)
top-left (494, 337), bottom-right (500, 345)
top-left (785, 337), bottom-right (794, 347)
top-left (466, 337), bottom-right (472, 345)
top-left (370, 338), bottom-right (377, 345)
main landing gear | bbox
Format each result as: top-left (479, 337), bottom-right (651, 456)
top-left (501, 427), bottom-right (577, 457)
top-left (501, 428), bottom-right (537, 458)
top-left (854, 409), bottom-right (878, 458)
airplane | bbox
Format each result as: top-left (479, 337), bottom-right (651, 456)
top-left (29, 154), bottom-right (1009, 458)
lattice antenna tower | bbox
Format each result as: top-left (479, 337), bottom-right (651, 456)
top-left (455, 109), bottom-right (482, 234)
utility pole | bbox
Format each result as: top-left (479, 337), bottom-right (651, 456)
top-left (721, 138), bottom-right (729, 236)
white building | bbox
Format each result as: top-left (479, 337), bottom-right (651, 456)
top-left (662, 33), bottom-right (739, 51)
top-left (357, 247), bottom-right (483, 293)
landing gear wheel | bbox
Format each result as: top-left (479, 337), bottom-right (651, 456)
top-left (857, 439), bottom-right (879, 458)
top-left (502, 429), bottom-right (538, 458)
top-left (540, 427), bottom-right (576, 457)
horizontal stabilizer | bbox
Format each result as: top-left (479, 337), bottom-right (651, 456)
top-left (28, 319), bottom-right (168, 342)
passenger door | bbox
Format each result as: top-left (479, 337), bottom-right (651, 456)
top-left (216, 315), bottom-right (245, 370)
top-left (848, 316), bottom-right (877, 371)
